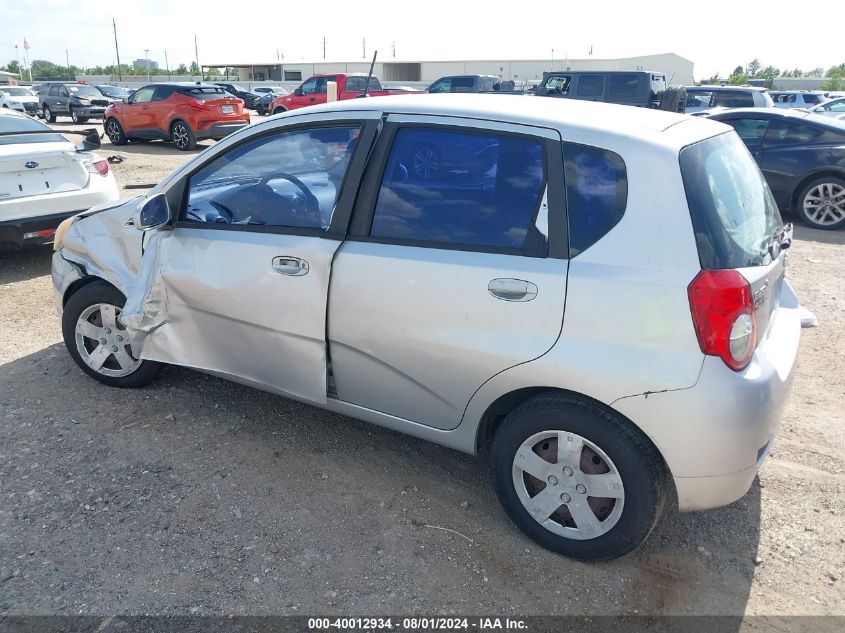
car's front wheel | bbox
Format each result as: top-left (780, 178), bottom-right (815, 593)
top-left (43, 105), bottom-right (56, 123)
top-left (70, 107), bottom-right (88, 124)
top-left (170, 120), bottom-right (196, 151)
top-left (796, 176), bottom-right (845, 230)
top-left (105, 118), bottom-right (127, 145)
top-left (62, 281), bottom-right (161, 388)
top-left (491, 392), bottom-right (666, 561)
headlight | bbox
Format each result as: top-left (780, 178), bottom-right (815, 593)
top-left (77, 99), bottom-right (91, 105)
top-left (53, 216), bottom-right (76, 251)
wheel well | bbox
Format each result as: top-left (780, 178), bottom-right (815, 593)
top-left (474, 387), bottom-right (670, 476)
top-left (790, 170), bottom-right (845, 211)
top-left (272, 106), bottom-right (287, 114)
top-left (63, 275), bottom-right (115, 307)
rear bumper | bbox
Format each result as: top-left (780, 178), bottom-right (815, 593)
top-left (613, 281), bottom-right (801, 511)
top-left (0, 174), bottom-right (119, 249)
top-left (195, 121), bottom-right (250, 140)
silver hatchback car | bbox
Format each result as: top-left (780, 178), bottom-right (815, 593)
top-left (51, 95), bottom-right (801, 560)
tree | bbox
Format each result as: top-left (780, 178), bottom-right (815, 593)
top-left (701, 73), bottom-right (721, 84)
top-left (822, 68), bottom-right (845, 91)
top-left (757, 66), bottom-right (779, 87)
top-left (807, 67), bottom-right (825, 78)
top-left (176, 63), bottom-right (188, 75)
top-left (826, 63), bottom-right (845, 77)
top-left (189, 61), bottom-right (200, 75)
top-left (2, 60), bottom-right (22, 75)
top-left (731, 65), bottom-right (744, 76)
top-left (729, 73), bottom-right (749, 85)
top-left (746, 59), bottom-right (761, 78)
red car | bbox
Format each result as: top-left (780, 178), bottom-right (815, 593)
top-left (269, 73), bottom-right (411, 114)
top-left (103, 83), bottom-right (250, 151)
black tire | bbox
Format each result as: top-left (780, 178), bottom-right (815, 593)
top-left (170, 119), bottom-right (196, 151)
top-left (62, 280), bottom-right (162, 389)
top-left (43, 105), bottom-right (56, 123)
top-left (105, 117), bottom-right (127, 146)
top-left (659, 86), bottom-right (687, 113)
top-left (272, 107), bottom-right (286, 115)
top-left (491, 392), bottom-right (666, 561)
top-left (795, 176), bottom-right (845, 230)
top-left (70, 107), bottom-right (88, 124)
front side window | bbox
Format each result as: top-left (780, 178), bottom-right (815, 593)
top-left (564, 143), bottom-right (627, 256)
top-left (544, 75), bottom-right (571, 95)
top-left (370, 127), bottom-right (547, 254)
top-left (428, 78), bottom-right (451, 93)
top-left (577, 75), bottom-right (605, 97)
top-left (725, 118), bottom-right (770, 144)
top-left (300, 78), bottom-right (318, 95)
top-left (184, 125), bottom-right (361, 230)
top-left (130, 87), bottom-right (155, 104)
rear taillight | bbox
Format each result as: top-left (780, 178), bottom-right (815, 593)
top-left (687, 270), bottom-right (757, 371)
top-left (86, 158), bottom-right (109, 176)
top-left (186, 98), bottom-right (211, 111)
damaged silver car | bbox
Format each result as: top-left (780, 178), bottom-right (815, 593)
top-left (52, 95), bottom-right (801, 560)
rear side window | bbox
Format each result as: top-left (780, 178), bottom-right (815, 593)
top-left (680, 132), bottom-right (782, 269)
top-left (370, 127), bottom-right (547, 254)
top-left (577, 75), bottom-right (604, 97)
top-left (686, 90), bottom-right (713, 109)
top-left (609, 75), bottom-right (639, 97)
top-left (765, 119), bottom-right (825, 145)
top-left (803, 94), bottom-right (823, 105)
top-left (563, 143), bottom-right (627, 256)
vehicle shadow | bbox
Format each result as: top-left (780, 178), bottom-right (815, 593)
top-left (0, 343), bottom-right (761, 619)
top-left (791, 222), bottom-right (845, 246)
top-left (0, 245), bottom-right (53, 285)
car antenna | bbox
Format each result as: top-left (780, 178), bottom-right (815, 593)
top-left (363, 50), bottom-right (378, 97)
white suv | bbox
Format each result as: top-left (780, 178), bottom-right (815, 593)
top-left (50, 95), bottom-right (801, 560)
top-left (770, 91), bottom-right (827, 109)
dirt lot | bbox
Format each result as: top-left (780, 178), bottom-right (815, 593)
top-left (0, 122), bottom-right (843, 619)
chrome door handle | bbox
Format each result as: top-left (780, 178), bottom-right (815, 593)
top-left (272, 256), bottom-right (309, 276)
top-left (488, 278), bottom-right (538, 302)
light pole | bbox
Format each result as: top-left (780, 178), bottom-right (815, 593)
top-left (144, 48), bottom-right (150, 81)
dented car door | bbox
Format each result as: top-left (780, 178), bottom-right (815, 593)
top-left (134, 113), bottom-right (378, 404)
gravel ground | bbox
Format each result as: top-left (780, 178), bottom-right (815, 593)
top-left (0, 127), bottom-right (843, 617)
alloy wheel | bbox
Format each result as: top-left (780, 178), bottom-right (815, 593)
top-left (74, 303), bottom-right (140, 378)
top-left (512, 430), bottom-right (625, 540)
top-left (172, 123), bottom-right (189, 150)
top-left (803, 182), bottom-right (845, 227)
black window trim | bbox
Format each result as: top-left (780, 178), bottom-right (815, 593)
top-left (346, 118), bottom-right (568, 259)
top-left (170, 118), bottom-right (380, 239)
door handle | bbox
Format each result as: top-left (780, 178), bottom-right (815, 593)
top-left (272, 256), bottom-right (309, 276)
top-left (488, 278), bottom-right (538, 302)
top-left (310, 97), bottom-right (316, 102)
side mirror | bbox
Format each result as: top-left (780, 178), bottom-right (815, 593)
top-left (132, 193), bottom-right (171, 231)
top-left (293, 88), bottom-right (303, 97)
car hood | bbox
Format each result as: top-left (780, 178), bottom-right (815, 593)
top-left (4, 95), bottom-right (38, 103)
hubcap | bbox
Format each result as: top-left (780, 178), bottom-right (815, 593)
top-left (173, 125), bottom-right (188, 148)
top-left (107, 120), bottom-right (121, 141)
top-left (512, 431), bottom-right (625, 540)
top-left (413, 146), bottom-right (439, 180)
top-left (74, 303), bottom-right (140, 378)
top-left (803, 182), bottom-right (845, 226)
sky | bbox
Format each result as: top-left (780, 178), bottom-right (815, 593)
top-left (2, 0), bottom-right (843, 79)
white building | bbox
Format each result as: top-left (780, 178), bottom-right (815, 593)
top-left (202, 52), bottom-right (694, 86)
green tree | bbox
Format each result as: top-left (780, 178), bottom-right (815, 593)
top-left (729, 73), bottom-right (749, 85)
top-left (821, 68), bottom-right (845, 91)
top-left (731, 65), bottom-right (744, 76)
top-left (701, 73), bottom-right (721, 84)
top-left (2, 60), bottom-right (22, 74)
top-left (746, 59), bottom-right (761, 77)
top-left (807, 67), bottom-right (825, 78)
top-left (175, 63), bottom-right (188, 74)
top-left (826, 63), bottom-right (845, 77)
top-left (189, 61), bottom-right (200, 75)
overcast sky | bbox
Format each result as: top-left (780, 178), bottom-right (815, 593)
top-left (3, 0), bottom-right (843, 78)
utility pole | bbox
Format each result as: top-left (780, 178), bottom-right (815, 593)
top-left (362, 38), bottom-right (366, 59)
top-left (322, 36), bottom-right (326, 60)
top-left (112, 18), bottom-right (122, 81)
top-left (65, 49), bottom-right (71, 79)
top-left (164, 49), bottom-right (170, 80)
top-left (194, 34), bottom-right (201, 81)
top-left (144, 48), bottom-right (150, 81)
top-left (392, 41), bottom-right (396, 58)
top-left (551, 48), bottom-right (554, 70)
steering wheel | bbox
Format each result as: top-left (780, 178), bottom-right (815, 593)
top-left (258, 172), bottom-right (322, 224)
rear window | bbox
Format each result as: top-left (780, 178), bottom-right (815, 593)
top-left (181, 87), bottom-right (227, 95)
top-left (0, 115), bottom-right (64, 145)
top-left (680, 132), bottom-right (782, 269)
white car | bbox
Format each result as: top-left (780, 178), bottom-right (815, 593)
top-left (770, 91), bottom-right (827, 109)
top-left (808, 96), bottom-right (845, 120)
top-left (0, 108), bottom-right (119, 249)
top-left (0, 86), bottom-right (40, 117)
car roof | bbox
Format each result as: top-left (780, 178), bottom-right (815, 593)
top-left (708, 106), bottom-right (845, 128)
top-left (688, 85), bottom-right (769, 92)
top-left (285, 93), bottom-right (727, 144)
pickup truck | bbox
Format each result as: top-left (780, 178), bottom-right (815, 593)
top-left (269, 74), bottom-right (408, 113)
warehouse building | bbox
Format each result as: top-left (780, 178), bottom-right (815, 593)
top-left (201, 52), bottom-right (694, 86)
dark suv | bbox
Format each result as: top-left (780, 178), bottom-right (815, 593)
top-left (40, 83), bottom-right (110, 123)
top-left (214, 83), bottom-right (259, 109)
top-left (534, 71), bottom-right (686, 111)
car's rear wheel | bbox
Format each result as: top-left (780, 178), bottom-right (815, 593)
top-left (105, 118), bottom-right (127, 145)
top-left (62, 281), bottom-right (161, 388)
top-left (170, 120), bottom-right (196, 151)
top-left (491, 392), bottom-right (666, 560)
top-left (43, 105), bottom-right (56, 123)
top-left (796, 176), bottom-right (845, 230)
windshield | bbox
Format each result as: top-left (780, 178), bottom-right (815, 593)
top-left (67, 85), bottom-right (102, 98)
top-left (680, 132), bottom-right (783, 269)
top-left (0, 114), bottom-right (65, 145)
top-left (98, 85), bottom-right (130, 98)
top-left (2, 88), bottom-right (33, 97)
